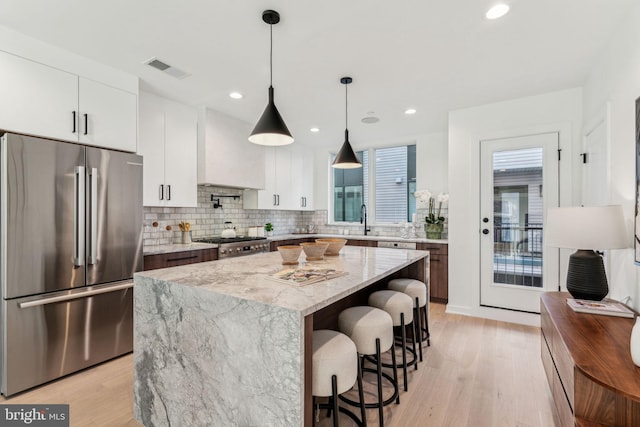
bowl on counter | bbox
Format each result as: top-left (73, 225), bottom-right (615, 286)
top-left (300, 242), bottom-right (329, 261)
top-left (277, 245), bottom-right (302, 265)
top-left (315, 238), bottom-right (347, 256)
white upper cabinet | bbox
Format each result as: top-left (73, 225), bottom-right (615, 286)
top-left (244, 144), bottom-right (314, 211)
top-left (291, 145), bottom-right (314, 210)
top-left (0, 50), bottom-right (78, 141)
top-left (197, 108), bottom-right (265, 190)
top-left (78, 78), bottom-right (137, 152)
top-left (0, 50), bottom-right (137, 152)
top-left (138, 91), bottom-right (197, 207)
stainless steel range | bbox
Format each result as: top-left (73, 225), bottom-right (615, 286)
top-left (194, 236), bottom-right (270, 259)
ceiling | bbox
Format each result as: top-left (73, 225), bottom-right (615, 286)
top-left (0, 0), bottom-right (635, 149)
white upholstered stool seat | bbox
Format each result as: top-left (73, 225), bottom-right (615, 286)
top-left (368, 290), bottom-right (416, 393)
top-left (312, 330), bottom-right (358, 397)
top-left (338, 306), bottom-right (399, 427)
top-left (312, 329), bottom-right (365, 426)
top-left (388, 279), bottom-right (427, 307)
top-left (338, 306), bottom-right (394, 355)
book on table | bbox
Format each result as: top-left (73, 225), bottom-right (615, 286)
top-left (566, 298), bottom-right (634, 318)
top-left (269, 267), bottom-right (347, 286)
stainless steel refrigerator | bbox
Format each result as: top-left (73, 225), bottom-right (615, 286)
top-left (0, 132), bottom-right (143, 396)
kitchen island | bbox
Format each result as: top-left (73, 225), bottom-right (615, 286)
top-left (133, 246), bottom-right (429, 426)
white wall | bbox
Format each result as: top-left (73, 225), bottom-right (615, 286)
top-left (312, 132), bottom-right (448, 212)
top-left (582, 3), bottom-right (640, 310)
top-left (448, 88), bottom-right (582, 325)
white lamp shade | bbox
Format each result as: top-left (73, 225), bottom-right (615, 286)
top-left (545, 205), bottom-right (628, 250)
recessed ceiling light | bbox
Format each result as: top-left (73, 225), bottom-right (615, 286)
top-left (405, 108), bottom-right (417, 115)
top-left (361, 116), bottom-right (380, 124)
top-left (229, 92), bottom-right (243, 99)
top-left (486, 4), bottom-right (510, 20)
top-left (310, 127), bottom-right (320, 133)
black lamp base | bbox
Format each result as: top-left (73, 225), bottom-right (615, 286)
top-left (566, 249), bottom-right (608, 301)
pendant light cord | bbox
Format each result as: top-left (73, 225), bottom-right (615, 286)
top-left (269, 23), bottom-right (273, 87)
top-left (345, 82), bottom-right (348, 129)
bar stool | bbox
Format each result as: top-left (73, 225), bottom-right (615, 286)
top-left (368, 290), bottom-right (416, 392)
top-left (388, 278), bottom-right (429, 361)
top-left (312, 329), bottom-right (366, 427)
top-left (338, 306), bottom-right (399, 427)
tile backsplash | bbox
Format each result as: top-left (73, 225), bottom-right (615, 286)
top-left (143, 185), bottom-right (448, 247)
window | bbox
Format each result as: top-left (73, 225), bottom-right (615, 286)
top-left (332, 145), bottom-right (416, 224)
top-left (333, 151), bottom-right (368, 222)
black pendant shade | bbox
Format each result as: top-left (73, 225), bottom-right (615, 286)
top-left (332, 129), bottom-right (361, 168)
top-left (249, 86), bottom-right (293, 146)
top-left (249, 10), bottom-right (293, 146)
top-left (332, 76), bottom-right (362, 169)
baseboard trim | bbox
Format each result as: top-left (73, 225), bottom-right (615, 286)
top-left (445, 304), bottom-right (540, 327)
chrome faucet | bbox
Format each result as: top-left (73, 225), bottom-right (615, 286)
top-left (360, 204), bottom-right (371, 236)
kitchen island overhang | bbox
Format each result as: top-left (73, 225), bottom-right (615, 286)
top-left (133, 246), bottom-right (429, 427)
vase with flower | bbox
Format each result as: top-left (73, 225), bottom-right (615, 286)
top-left (421, 191), bottom-right (448, 239)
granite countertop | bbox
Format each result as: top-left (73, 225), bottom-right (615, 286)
top-left (269, 233), bottom-right (448, 244)
top-left (135, 245), bottom-right (428, 315)
top-left (143, 233), bottom-right (447, 256)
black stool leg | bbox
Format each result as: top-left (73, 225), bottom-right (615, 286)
top-left (332, 375), bottom-right (339, 427)
top-left (391, 340), bottom-right (399, 405)
top-left (375, 338), bottom-right (384, 427)
top-left (357, 354), bottom-right (367, 427)
top-left (410, 315), bottom-right (418, 372)
top-left (422, 305), bottom-right (430, 346)
top-left (400, 313), bottom-right (408, 392)
top-left (415, 298), bottom-right (423, 362)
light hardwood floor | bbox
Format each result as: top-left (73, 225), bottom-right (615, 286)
top-left (2, 303), bottom-right (559, 426)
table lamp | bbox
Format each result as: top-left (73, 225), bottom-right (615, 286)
top-left (545, 205), bottom-right (627, 300)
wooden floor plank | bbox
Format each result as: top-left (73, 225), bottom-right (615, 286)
top-left (2, 303), bottom-right (559, 427)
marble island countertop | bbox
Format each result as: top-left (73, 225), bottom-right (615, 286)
top-left (135, 245), bottom-right (428, 316)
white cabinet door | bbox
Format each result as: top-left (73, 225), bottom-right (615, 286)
top-left (257, 147), bottom-right (278, 208)
top-left (291, 146), bottom-right (314, 210)
top-left (138, 93), bottom-right (166, 206)
top-left (0, 50), bottom-right (78, 141)
top-left (138, 91), bottom-right (197, 207)
top-left (79, 78), bottom-right (137, 152)
top-left (163, 101), bottom-right (197, 207)
top-left (274, 148), bottom-right (292, 209)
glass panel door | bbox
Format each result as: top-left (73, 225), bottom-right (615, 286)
top-left (480, 133), bottom-right (559, 313)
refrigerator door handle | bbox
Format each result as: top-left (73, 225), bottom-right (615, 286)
top-left (18, 282), bottom-right (133, 308)
top-left (74, 166), bottom-right (85, 267)
top-left (89, 167), bottom-right (98, 265)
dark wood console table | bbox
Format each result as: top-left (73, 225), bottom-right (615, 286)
top-left (540, 292), bottom-right (640, 427)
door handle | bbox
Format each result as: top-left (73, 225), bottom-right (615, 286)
top-left (159, 184), bottom-right (164, 200)
top-left (482, 229), bottom-right (490, 235)
top-left (74, 166), bottom-right (85, 267)
top-left (19, 282), bottom-right (133, 308)
top-left (88, 167), bottom-right (98, 265)
top-left (83, 113), bottom-right (88, 135)
top-left (277, 194), bottom-right (280, 206)
top-left (72, 111), bottom-right (77, 133)
top-left (166, 185), bottom-right (171, 201)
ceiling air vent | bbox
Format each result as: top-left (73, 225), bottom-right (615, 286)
top-left (143, 57), bottom-right (190, 79)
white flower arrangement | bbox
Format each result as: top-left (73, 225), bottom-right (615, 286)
top-left (414, 189), bottom-right (449, 224)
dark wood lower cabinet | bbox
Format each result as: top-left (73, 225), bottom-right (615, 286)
top-left (418, 243), bottom-right (448, 303)
top-left (270, 238), bottom-right (315, 251)
top-left (541, 292), bottom-right (640, 427)
top-left (345, 239), bottom-right (377, 247)
top-left (143, 248), bottom-right (218, 271)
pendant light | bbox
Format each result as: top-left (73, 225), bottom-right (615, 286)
top-left (332, 76), bottom-right (362, 168)
top-left (249, 10), bottom-right (294, 146)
